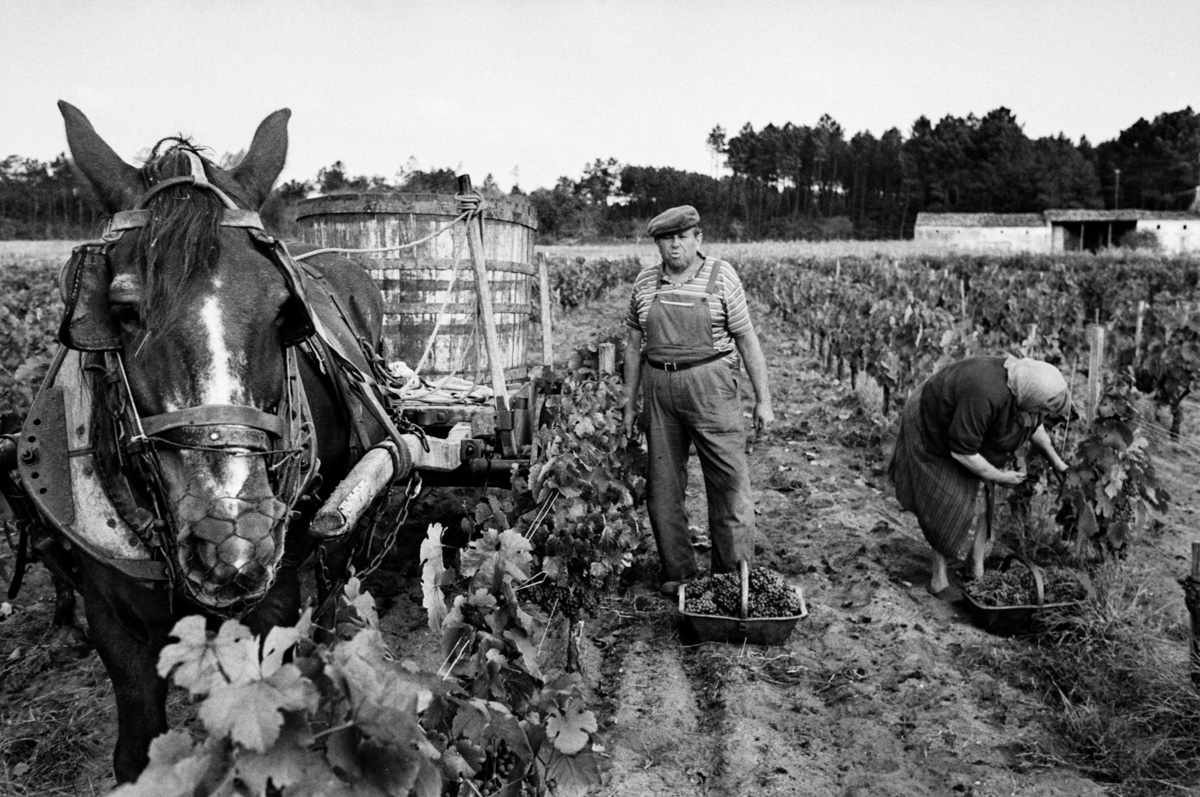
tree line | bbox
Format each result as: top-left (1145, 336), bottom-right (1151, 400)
top-left (4, 106), bottom-right (1199, 242)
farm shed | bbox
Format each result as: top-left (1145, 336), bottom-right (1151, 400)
top-left (915, 209), bottom-right (1200, 254)
top-left (913, 213), bottom-right (1050, 253)
top-left (1044, 209), bottom-right (1200, 254)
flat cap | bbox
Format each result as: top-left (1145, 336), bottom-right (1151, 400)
top-left (647, 205), bottom-right (700, 238)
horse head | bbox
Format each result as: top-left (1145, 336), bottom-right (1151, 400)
top-left (59, 102), bottom-right (314, 612)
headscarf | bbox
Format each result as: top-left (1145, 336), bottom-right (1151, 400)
top-left (1004, 355), bottom-right (1070, 421)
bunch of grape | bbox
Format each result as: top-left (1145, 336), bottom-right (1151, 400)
top-left (1110, 496), bottom-right (1135, 525)
top-left (1040, 567), bottom-right (1089, 603)
top-left (683, 567), bottom-right (802, 617)
top-left (682, 574), bottom-right (729, 615)
top-left (472, 740), bottom-right (523, 790)
top-left (967, 569), bottom-right (1035, 606)
top-left (746, 568), bottom-right (804, 617)
top-left (683, 571), bottom-right (741, 615)
top-left (967, 566), bottom-right (1087, 606)
top-left (525, 582), bottom-right (589, 617)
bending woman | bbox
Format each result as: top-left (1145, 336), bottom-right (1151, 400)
top-left (889, 355), bottom-right (1071, 594)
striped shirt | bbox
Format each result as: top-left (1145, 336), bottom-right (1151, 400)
top-left (625, 255), bottom-right (753, 366)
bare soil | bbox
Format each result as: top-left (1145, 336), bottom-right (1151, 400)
top-left (3, 285), bottom-right (1198, 796)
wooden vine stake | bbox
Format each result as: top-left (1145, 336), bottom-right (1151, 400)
top-left (566, 618), bottom-right (585, 675)
top-left (598, 342), bottom-right (616, 375)
top-left (1133, 300), bottom-right (1147, 369)
top-left (457, 175), bottom-right (515, 456)
top-left (538, 252), bottom-right (554, 370)
top-left (1085, 324), bottom-right (1106, 425)
top-left (1184, 542), bottom-right (1200, 690)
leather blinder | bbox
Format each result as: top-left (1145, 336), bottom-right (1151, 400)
top-left (58, 244), bottom-right (122, 351)
top-left (281, 297), bottom-right (315, 346)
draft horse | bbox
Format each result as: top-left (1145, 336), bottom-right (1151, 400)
top-left (14, 102), bottom-right (408, 782)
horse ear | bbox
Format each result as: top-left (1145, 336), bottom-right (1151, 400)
top-left (58, 100), bottom-right (143, 213)
top-left (231, 109), bottom-right (290, 209)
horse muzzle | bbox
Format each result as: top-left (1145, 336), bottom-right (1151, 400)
top-left (146, 413), bottom-right (296, 611)
top-left (174, 486), bottom-right (290, 609)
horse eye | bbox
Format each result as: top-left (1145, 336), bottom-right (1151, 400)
top-left (112, 303), bottom-right (142, 326)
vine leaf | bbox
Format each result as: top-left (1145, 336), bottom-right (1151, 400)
top-left (107, 731), bottom-right (227, 797)
top-left (232, 714), bottom-right (323, 793)
top-left (541, 746), bottom-right (602, 797)
top-left (545, 702), bottom-right (597, 755)
top-left (332, 629), bottom-right (436, 752)
top-left (260, 623), bottom-right (303, 679)
top-left (358, 737), bottom-right (441, 797)
top-left (342, 576), bottom-right (380, 630)
top-left (441, 739), bottom-right (485, 782)
top-left (198, 664), bottom-right (318, 751)
top-left (158, 616), bottom-right (259, 696)
top-left (460, 530), bottom-right (500, 583)
top-left (450, 699), bottom-right (489, 739)
top-left (421, 523), bottom-right (450, 631)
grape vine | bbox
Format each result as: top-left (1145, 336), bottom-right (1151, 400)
top-left (108, 524), bottom-right (605, 797)
top-left (1056, 372), bottom-right (1170, 556)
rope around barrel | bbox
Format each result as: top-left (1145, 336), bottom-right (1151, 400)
top-left (293, 191), bottom-right (487, 262)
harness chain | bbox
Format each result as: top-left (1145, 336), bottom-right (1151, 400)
top-left (311, 329), bottom-right (432, 623)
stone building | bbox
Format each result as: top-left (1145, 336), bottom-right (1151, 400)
top-left (912, 213), bottom-right (1050, 253)
top-left (914, 209), bottom-right (1200, 254)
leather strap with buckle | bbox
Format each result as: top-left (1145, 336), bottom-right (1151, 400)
top-left (645, 350), bottom-right (732, 372)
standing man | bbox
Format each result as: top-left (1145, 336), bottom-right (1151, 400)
top-left (622, 206), bottom-right (773, 596)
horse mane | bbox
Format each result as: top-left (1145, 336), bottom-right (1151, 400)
top-left (134, 138), bottom-right (252, 335)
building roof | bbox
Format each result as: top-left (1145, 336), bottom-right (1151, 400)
top-left (1044, 209), bottom-right (1200, 222)
top-left (915, 212), bottom-right (1046, 228)
top-left (915, 209), bottom-right (1200, 229)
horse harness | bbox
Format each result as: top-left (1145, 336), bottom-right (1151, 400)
top-left (8, 150), bottom-right (419, 613)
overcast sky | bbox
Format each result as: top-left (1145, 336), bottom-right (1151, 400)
top-left (4, 0), bottom-right (1199, 193)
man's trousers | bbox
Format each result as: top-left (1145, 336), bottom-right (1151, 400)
top-left (642, 361), bottom-right (756, 581)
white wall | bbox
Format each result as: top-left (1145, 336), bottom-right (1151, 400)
top-left (913, 225), bottom-right (1051, 253)
top-left (1137, 219), bottom-right (1200, 254)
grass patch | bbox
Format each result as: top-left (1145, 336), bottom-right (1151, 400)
top-left (0, 661), bottom-right (112, 795)
top-left (0, 240), bottom-right (76, 264)
top-left (965, 561), bottom-right (1200, 796)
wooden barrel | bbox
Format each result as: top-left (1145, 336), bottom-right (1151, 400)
top-left (294, 193), bottom-right (538, 382)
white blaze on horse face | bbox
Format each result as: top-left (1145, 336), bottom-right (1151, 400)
top-left (197, 293), bottom-right (252, 497)
top-left (199, 294), bottom-right (242, 406)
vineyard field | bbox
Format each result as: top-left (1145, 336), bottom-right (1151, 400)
top-left (3, 241), bottom-right (1200, 795)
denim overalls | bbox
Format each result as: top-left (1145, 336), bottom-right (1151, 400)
top-left (641, 258), bottom-right (755, 581)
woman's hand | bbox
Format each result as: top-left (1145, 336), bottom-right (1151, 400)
top-left (993, 469), bottom-right (1027, 487)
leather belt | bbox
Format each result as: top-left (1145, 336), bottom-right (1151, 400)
top-left (645, 350), bottom-right (732, 372)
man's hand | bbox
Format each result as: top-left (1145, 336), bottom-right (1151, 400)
top-left (623, 403), bottom-right (640, 442)
top-left (753, 401), bottom-right (774, 436)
